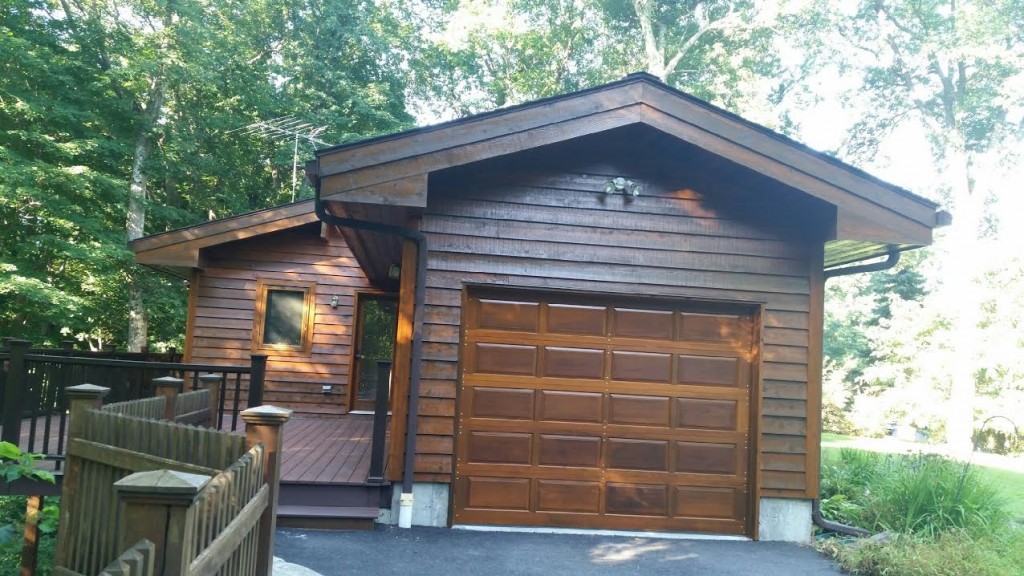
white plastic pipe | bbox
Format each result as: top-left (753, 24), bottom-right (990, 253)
top-left (398, 492), bottom-right (414, 528)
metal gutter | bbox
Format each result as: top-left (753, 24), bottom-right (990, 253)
top-left (813, 249), bottom-right (902, 538)
top-left (310, 171), bottom-right (425, 527)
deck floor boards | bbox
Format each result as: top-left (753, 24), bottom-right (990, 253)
top-left (4, 413), bottom-right (383, 485)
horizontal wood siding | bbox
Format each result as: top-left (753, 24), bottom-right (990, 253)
top-left (416, 144), bottom-right (820, 495)
top-left (188, 225), bottom-right (370, 416)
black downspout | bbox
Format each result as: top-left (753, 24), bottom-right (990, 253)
top-left (312, 183), bottom-right (426, 498)
top-left (812, 249), bottom-right (900, 538)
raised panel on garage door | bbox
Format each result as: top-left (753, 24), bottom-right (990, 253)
top-left (455, 290), bottom-right (756, 536)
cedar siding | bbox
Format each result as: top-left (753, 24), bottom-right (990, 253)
top-left (186, 224), bottom-right (369, 416)
top-left (413, 135), bottom-right (827, 499)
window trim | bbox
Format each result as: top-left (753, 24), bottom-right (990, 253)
top-left (252, 279), bottom-right (316, 355)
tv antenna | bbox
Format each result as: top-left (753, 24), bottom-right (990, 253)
top-left (231, 116), bottom-right (329, 201)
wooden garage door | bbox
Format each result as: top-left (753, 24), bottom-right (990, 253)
top-left (453, 290), bottom-right (757, 535)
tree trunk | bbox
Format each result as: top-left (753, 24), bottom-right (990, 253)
top-left (126, 130), bottom-right (152, 352)
top-left (940, 147), bottom-right (982, 455)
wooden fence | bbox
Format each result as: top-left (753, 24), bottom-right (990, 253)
top-left (49, 383), bottom-right (289, 576)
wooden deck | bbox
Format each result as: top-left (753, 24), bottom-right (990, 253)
top-left (227, 414), bottom-right (385, 484)
top-left (5, 413), bottom-right (385, 485)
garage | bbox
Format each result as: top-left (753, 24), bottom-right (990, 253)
top-left (453, 290), bottom-right (758, 535)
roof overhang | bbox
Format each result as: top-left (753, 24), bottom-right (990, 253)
top-left (310, 73), bottom-right (946, 269)
top-left (129, 200), bottom-right (319, 277)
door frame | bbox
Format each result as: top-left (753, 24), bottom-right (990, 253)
top-left (347, 290), bottom-right (399, 413)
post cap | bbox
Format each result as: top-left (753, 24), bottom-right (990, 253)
top-left (115, 469), bottom-right (211, 497)
top-left (152, 376), bottom-right (184, 389)
top-left (198, 373), bottom-right (224, 384)
top-left (241, 404), bottom-right (293, 425)
top-left (65, 384), bottom-right (111, 399)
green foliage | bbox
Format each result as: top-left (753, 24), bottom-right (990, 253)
top-left (0, 496), bottom-right (58, 576)
top-left (823, 529), bottom-right (1024, 576)
top-left (820, 449), bottom-right (1009, 538)
top-left (0, 442), bottom-right (53, 485)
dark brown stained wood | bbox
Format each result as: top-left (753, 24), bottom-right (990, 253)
top-left (614, 308), bottom-right (674, 339)
top-left (422, 215), bottom-right (804, 260)
top-left (466, 477), bottom-right (531, 510)
top-left (468, 432), bottom-right (532, 464)
top-left (315, 76), bottom-right (939, 262)
top-left (675, 398), bottom-right (738, 430)
top-left (677, 355), bottom-right (739, 387)
top-left (132, 200), bottom-right (320, 273)
top-left (419, 143), bottom-right (818, 509)
top-left (542, 347), bottom-right (605, 379)
top-left (321, 173), bottom-right (427, 207)
top-left (610, 351), bottom-right (673, 383)
top-left (605, 438), bottom-right (669, 471)
top-left (539, 391), bottom-right (603, 423)
top-left (605, 483), bottom-right (668, 516)
top-left (547, 304), bottom-right (606, 335)
top-left (674, 486), bottom-right (743, 519)
top-left (675, 442), bottom-right (737, 475)
top-left (537, 481), bottom-right (601, 513)
top-left (474, 343), bottom-right (537, 375)
top-left (608, 395), bottom-right (671, 427)
top-left (186, 224), bottom-right (371, 417)
top-left (538, 435), bottom-right (602, 467)
top-left (680, 313), bottom-right (747, 344)
top-left (805, 244), bottom-right (825, 498)
top-left (454, 290), bottom-right (758, 535)
top-left (471, 387), bottom-right (535, 419)
top-left (476, 299), bottom-right (540, 331)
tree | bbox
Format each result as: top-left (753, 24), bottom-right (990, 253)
top-left (1, 0), bottom-right (421, 348)
top-left (793, 0), bottom-right (1024, 450)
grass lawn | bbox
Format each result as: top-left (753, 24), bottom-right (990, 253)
top-left (821, 444), bottom-right (1024, 521)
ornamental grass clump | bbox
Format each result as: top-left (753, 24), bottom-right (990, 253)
top-left (820, 449), bottom-right (1008, 537)
top-left (818, 449), bottom-right (1022, 576)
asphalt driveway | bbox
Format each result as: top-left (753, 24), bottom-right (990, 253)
top-left (275, 526), bottom-right (844, 576)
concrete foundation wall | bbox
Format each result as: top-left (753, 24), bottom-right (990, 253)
top-left (378, 483), bottom-right (450, 527)
top-left (758, 498), bottom-right (812, 542)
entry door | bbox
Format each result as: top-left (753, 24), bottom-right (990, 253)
top-left (350, 294), bottom-right (398, 412)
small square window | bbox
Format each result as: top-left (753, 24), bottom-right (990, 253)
top-left (253, 280), bottom-right (315, 354)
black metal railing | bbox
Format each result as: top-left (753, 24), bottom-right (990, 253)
top-left (0, 340), bottom-right (266, 465)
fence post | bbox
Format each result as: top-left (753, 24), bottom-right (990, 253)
top-left (1, 339), bottom-right (29, 445)
top-left (198, 373), bottom-right (223, 429)
top-left (241, 405), bottom-right (292, 576)
top-left (153, 376), bottom-right (183, 422)
top-left (115, 469), bottom-right (211, 576)
top-left (55, 384), bottom-right (110, 567)
top-left (247, 354), bottom-right (267, 408)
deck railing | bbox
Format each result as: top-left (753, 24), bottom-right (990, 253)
top-left (0, 340), bottom-right (266, 463)
top-left (51, 384), bottom-right (289, 576)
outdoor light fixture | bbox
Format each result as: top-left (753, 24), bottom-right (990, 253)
top-left (387, 263), bottom-right (402, 279)
top-left (330, 295), bottom-right (340, 308)
top-left (604, 177), bottom-right (643, 197)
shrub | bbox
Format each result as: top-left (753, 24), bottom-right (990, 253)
top-left (819, 450), bottom-right (1009, 538)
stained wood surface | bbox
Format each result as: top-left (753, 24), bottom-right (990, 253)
top-left (188, 224), bottom-right (371, 416)
top-left (225, 414), bottom-right (382, 485)
top-left (453, 290), bottom-right (756, 534)
top-left (414, 141), bottom-right (816, 496)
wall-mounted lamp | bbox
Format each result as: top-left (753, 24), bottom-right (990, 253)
top-left (387, 263), bottom-right (402, 280)
top-left (604, 177), bottom-right (643, 197)
top-left (330, 295), bottom-right (340, 309)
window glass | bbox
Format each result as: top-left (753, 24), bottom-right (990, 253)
top-left (263, 289), bottom-right (305, 346)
